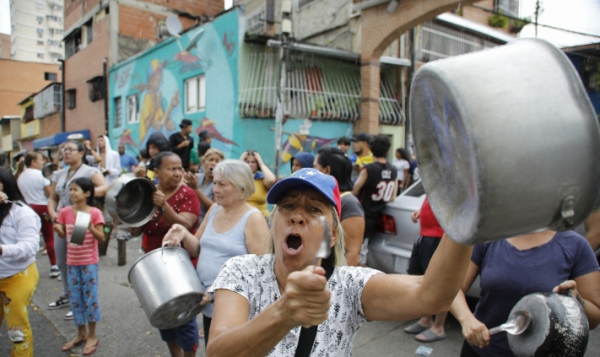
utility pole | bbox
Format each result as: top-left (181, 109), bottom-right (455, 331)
top-left (274, 0), bottom-right (293, 177)
top-left (534, 0), bottom-right (541, 37)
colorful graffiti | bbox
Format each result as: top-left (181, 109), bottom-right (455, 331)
top-left (108, 9), bottom-right (239, 158)
top-left (280, 132), bottom-right (337, 163)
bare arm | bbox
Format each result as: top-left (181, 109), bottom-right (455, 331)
top-left (43, 184), bottom-right (51, 198)
top-left (341, 216), bottom-right (365, 266)
top-left (352, 169), bottom-right (368, 197)
top-left (554, 271), bottom-right (600, 329)
top-left (89, 223), bottom-right (105, 243)
top-left (362, 234), bottom-right (472, 321)
top-left (389, 179), bottom-right (398, 200)
top-left (164, 204), bottom-right (218, 258)
top-left (243, 211), bottom-right (270, 255)
top-left (254, 152), bottom-right (276, 189)
top-left (90, 172), bottom-right (109, 197)
top-left (450, 262), bottom-right (489, 348)
top-left (47, 181), bottom-right (59, 221)
top-left (584, 210), bottom-right (600, 251)
top-left (207, 267), bottom-right (330, 356)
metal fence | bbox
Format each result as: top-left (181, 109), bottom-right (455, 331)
top-left (418, 21), bottom-right (500, 62)
top-left (239, 52), bottom-right (404, 125)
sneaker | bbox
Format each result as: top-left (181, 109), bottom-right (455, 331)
top-left (48, 296), bottom-right (70, 310)
top-left (49, 267), bottom-right (60, 278)
top-left (64, 310), bottom-right (73, 320)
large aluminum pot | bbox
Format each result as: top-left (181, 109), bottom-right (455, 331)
top-left (128, 246), bottom-right (204, 329)
top-left (105, 174), bottom-right (157, 227)
top-left (410, 38), bottom-right (600, 245)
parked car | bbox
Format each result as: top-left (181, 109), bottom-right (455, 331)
top-left (367, 180), bottom-right (481, 297)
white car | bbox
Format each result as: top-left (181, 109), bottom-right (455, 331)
top-left (367, 180), bottom-right (481, 297)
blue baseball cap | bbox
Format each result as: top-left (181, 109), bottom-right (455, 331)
top-left (267, 168), bottom-right (342, 218)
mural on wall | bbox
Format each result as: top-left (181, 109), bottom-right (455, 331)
top-left (109, 9), bottom-right (240, 158)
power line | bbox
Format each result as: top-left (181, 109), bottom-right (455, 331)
top-left (472, 4), bottom-right (600, 39)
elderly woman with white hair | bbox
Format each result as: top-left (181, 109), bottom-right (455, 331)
top-left (164, 159), bottom-right (270, 347)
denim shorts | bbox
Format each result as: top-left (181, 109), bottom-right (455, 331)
top-left (159, 318), bottom-right (199, 352)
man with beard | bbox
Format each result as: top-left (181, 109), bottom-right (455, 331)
top-left (351, 133), bottom-right (373, 173)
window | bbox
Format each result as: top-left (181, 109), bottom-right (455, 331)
top-left (65, 30), bottom-right (81, 59)
top-left (48, 39), bottom-right (61, 47)
top-left (37, 28), bottom-right (43, 38)
top-left (45, 72), bottom-right (57, 81)
top-left (114, 97), bottom-right (122, 128)
top-left (185, 75), bottom-right (205, 113)
top-left (87, 76), bottom-right (105, 102)
top-left (36, 2), bottom-right (43, 10)
top-left (66, 89), bottom-right (76, 109)
top-left (37, 16), bottom-right (43, 24)
top-left (37, 53), bottom-right (44, 59)
top-left (495, 0), bottom-right (519, 17)
top-left (85, 20), bottom-right (93, 45)
top-left (127, 95), bottom-right (139, 124)
top-left (37, 40), bottom-right (44, 46)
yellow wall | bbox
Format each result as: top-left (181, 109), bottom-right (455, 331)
top-left (381, 124), bottom-right (406, 160)
top-left (19, 98), bottom-right (41, 140)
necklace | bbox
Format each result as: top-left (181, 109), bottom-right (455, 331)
top-left (63, 164), bottom-right (83, 191)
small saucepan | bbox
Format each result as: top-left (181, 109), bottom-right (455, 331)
top-left (507, 290), bottom-right (588, 357)
top-left (71, 211), bottom-right (91, 245)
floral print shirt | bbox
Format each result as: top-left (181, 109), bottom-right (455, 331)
top-left (208, 254), bottom-right (381, 356)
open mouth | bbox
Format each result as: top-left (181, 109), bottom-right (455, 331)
top-left (285, 233), bottom-right (303, 252)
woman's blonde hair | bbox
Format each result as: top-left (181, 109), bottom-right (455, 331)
top-left (201, 148), bottom-right (224, 163)
top-left (214, 159), bottom-right (255, 200)
top-left (268, 206), bottom-right (347, 267)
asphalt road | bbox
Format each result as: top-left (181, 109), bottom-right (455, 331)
top-left (2, 237), bottom-right (599, 357)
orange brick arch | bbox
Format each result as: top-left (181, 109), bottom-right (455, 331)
top-left (357, 0), bottom-right (477, 134)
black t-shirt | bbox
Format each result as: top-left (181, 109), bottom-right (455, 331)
top-left (358, 161), bottom-right (397, 219)
top-left (169, 132), bottom-right (194, 171)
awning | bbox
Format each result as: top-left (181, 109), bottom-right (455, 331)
top-left (33, 130), bottom-right (90, 149)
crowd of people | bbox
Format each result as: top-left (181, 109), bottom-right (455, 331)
top-left (0, 124), bottom-right (599, 357)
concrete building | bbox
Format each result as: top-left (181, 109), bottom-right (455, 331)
top-left (47, 0), bottom-right (224, 151)
top-left (233, 0), bottom-right (519, 160)
top-left (0, 59), bottom-right (61, 118)
top-left (0, 33), bottom-right (10, 59)
top-left (9, 0), bottom-right (65, 64)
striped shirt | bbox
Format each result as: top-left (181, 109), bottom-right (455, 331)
top-left (57, 206), bottom-right (104, 266)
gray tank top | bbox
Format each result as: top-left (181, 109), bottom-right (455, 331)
top-left (197, 205), bottom-right (258, 317)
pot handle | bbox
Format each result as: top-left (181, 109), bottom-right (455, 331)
top-left (160, 242), bottom-right (181, 264)
top-left (177, 303), bottom-right (205, 323)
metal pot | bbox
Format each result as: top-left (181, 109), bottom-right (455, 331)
top-left (410, 38), bottom-right (600, 245)
top-left (71, 211), bottom-right (91, 245)
top-left (105, 174), bottom-right (157, 227)
top-left (128, 246), bottom-right (204, 329)
top-left (507, 291), bottom-right (588, 357)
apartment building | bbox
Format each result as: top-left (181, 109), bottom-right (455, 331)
top-left (9, 0), bottom-right (65, 64)
top-left (0, 33), bottom-right (10, 59)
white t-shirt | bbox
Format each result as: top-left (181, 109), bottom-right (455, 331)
top-left (0, 202), bottom-right (40, 278)
top-left (17, 168), bottom-right (51, 205)
top-left (392, 159), bottom-right (410, 182)
top-left (208, 254), bottom-right (381, 356)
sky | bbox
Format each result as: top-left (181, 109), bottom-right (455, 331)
top-left (0, 0), bottom-right (598, 46)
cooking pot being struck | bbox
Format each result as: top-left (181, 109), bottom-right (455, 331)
top-left (105, 174), bottom-right (157, 227)
top-left (410, 38), bottom-right (600, 245)
top-left (506, 291), bottom-right (588, 357)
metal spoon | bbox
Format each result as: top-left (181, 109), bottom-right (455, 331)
top-left (313, 216), bottom-right (332, 268)
top-left (489, 310), bottom-right (531, 335)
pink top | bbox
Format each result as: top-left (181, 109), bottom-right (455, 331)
top-left (57, 206), bottom-right (105, 266)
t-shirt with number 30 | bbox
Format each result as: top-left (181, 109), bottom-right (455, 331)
top-left (358, 162), bottom-right (397, 219)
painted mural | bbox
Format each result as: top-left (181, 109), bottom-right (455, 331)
top-left (108, 9), bottom-right (240, 158)
top-left (108, 8), bottom-right (355, 177)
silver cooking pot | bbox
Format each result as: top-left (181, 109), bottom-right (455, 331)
top-left (105, 174), bottom-right (157, 227)
top-left (128, 245), bottom-right (204, 329)
top-left (409, 38), bottom-right (600, 245)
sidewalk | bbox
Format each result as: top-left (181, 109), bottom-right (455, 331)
top-left (11, 236), bottom-right (206, 357)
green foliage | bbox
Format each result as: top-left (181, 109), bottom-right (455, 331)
top-left (488, 14), bottom-right (509, 29)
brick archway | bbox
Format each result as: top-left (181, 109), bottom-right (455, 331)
top-left (357, 0), bottom-right (477, 134)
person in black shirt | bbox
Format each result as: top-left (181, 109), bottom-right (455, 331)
top-left (352, 134), bottom-right (398, 265)
top-left (169, 119), bottom-right (194, 171)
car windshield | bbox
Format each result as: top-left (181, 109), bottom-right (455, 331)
top-left (404, 181), bottom-right (425, 197)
